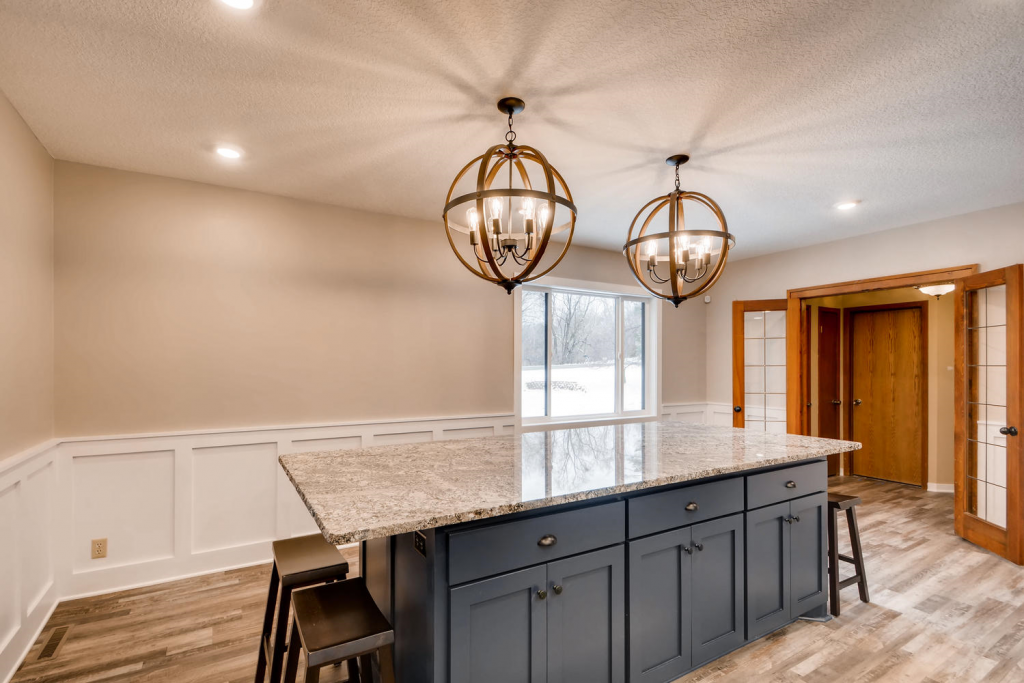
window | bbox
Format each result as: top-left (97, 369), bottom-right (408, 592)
top-left (519, 283), bottom-right (656, 424)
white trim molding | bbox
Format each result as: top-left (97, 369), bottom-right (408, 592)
top-left (661, 402), bottom-right (735, 427)
top-left (0, 412), bottom-right (513, 683)
top-left (927, 483), bottom-right (955, 494)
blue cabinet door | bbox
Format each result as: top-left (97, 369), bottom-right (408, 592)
top-left (746, 501), bottom-right (791, 640)
top-left (546, 546), bottom-right (625, 683)
top-left (450, 565), bottom-right (547, 683)
top-left (628, 527), bottom-right (692, 683)
top-left (790, 493), bottom-right (827, 617)
top-left (690, 514), bottom-right (745, 666)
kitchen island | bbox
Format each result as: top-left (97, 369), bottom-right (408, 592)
top-left (280, 421), bottom-right (859, 683)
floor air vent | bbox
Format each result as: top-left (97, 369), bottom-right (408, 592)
top-left (37, 626), bottom-right (70, 661)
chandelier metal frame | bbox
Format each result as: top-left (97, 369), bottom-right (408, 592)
top-left (443, 97), bottom-right (577, 293)
top-left (622, 154), bottom-right (736, 307)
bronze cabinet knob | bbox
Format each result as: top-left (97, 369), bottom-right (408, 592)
top-left (785, 481), bottom-right (797, 489)
top-left (537, 589), bottom-right (547, 600)
top-left (553, 584), bottom-right (563, 595)
top-left (685, 502), bottom-right (699, 511)
top-left (538, 534), bottom-right (557, 547)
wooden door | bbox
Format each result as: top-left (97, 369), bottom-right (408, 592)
top-left (733, 299), bottom-right (788, 432)
top-left (628, 527), bottom-right (692, 683)
top-left (450, 565), bottom-right (547, 683)
top-left (546, 546), bottom-right (625, 683)
top-left (745, 501), bottom-right (791, 640)
top-left (955, 265), bottom-right (1024, 564)
top-left (689, 514), bottom-right (744, 667)
top-left (789, 493), bottom-right (828, 617)
top-left (817, 308), bottom-right (842, 475)
top-left (846, 303), bottom-right (927, 486)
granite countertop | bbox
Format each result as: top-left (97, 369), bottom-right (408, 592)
top-left (279, 421), bottom-right (860, 544)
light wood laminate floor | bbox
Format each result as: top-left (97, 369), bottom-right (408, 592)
top-left (12, 477), bottom-right (1024, 682)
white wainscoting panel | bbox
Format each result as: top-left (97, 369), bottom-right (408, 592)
top-left (661, 403), bottom-right (736, 427)
top-left (72, 450), bottom-right (175, 573)
top-left (0, 441), bottom-right (60, 683)
top-left (192, 442), bottom-right (278, 554)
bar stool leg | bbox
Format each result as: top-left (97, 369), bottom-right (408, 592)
top-left (270, 585), bottom-right (293, 683)
top-left (346, 657), bottom-right (360, 683)
top-left (358, 654), bottom-right (373, 683)
top-left (254, 564), bottom-right (279, 683)
top-left (305, 666), bottom-right (320, 683)
top-left (282, 622), bottom-right (302, 683)
top-left (846, 506), bottom-right (870, 603)
top-left (828, 505), bottom-right (841, 617)
top-left (379, 644), bottom-right (396, 683)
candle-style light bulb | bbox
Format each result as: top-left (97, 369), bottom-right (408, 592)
top-left (520, 198), bottom-right (536, 237)
top-left (645, 240), bottom-right (658, 270)
top-left (537, 203), bottom-right (550, 227)
top-left (466, 207), bottom-right (480, 246)
top-left (489, 197), bottom-right (503, 235)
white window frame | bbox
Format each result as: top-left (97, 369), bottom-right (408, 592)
top-left (513, 276), bottom-right (661, 430)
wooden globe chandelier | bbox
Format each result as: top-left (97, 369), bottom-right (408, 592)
top-left (622, 155), bottom-right (736, 307)
top-left (443, 97), bottom-right (577, 294)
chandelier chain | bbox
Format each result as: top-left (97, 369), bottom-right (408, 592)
top-left (674, 162), bottom-right (681, 191)
top-left (505, 113), bottom-right (516, 147)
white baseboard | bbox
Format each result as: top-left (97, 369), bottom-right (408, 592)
top-left (927, 483), bottom-right (955, 494)
top-left (0, 412), bottom-right (514, 683)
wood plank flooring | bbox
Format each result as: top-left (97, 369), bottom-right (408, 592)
top-left (12, 477), bottom-right (1024, 682)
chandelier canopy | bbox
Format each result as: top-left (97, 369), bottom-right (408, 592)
top-left (443, 98), bottom-right (577, 293)
top-left (622, 155), bottom-right (736, 307)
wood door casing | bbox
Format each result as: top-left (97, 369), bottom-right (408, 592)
top-left (817, 308), bottom-right (841, 475)
top-left (845, 302), bottom-right (928, 487)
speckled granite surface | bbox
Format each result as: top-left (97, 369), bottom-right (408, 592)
top-left (280, 421), bottom-right (860, 544)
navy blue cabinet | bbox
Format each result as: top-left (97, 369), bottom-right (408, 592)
top-left (450, 546), bottom-right (625, 683)
top-left (746, 493), bottom-right (827, 640)
top-left (629, 514), bottom-right (745, 682)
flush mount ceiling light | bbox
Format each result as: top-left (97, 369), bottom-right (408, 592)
top-left (918, 283), bottom-right (956, 298)
top-left (215, 146), bottom-right (243, 159)
top-left (219, 0), bottom-right (255, 9)
top-left (622, 155), bottom-right (735, 307)
top-left (835, 200), bottom-right (861, 211)
top-left (442, 97), bottom-right (577, 294)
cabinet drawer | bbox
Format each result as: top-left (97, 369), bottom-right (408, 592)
top-left (448, 501), bottom-right (625, 585)
top-left (628, 478), bottom-right (743, 539)
top-left (746, 461), bottom-right (826, 510)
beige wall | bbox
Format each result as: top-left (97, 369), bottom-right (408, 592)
top-left (0, 90), bottom-right (54, 461)
top-left (706, 201), bottom-right (1024, 409)
top-left (53, 162), bottom-right (681, 436)
top-left (807, 288), bottom-right (954, 486)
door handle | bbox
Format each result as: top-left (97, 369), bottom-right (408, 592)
top-left (832, 399), bottom-right (842, 405)
top-left (734, 406), bottom-right (742, 413)
top-left (538, 534), bottom-right (557, 547)
top-left (1000, 426), bottom-right (1019, 437)
top-left (853, 399), bottom-right (862, 406)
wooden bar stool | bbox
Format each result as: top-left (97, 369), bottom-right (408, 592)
top-left (827, 492), bottom-right (870, 617)
top-left (254, 534), bottom-right (350, 683)
top-left (283, 577), bottom-right (395, 683)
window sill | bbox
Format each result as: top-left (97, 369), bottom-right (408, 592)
top-left (519, 413), bottom-right (660, 432)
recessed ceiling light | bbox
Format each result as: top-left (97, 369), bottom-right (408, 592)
top-left (219, 0), bottom-right (255, 8)
top-left (835, 200), bottom-right (861, 211)
top-left (215, 146), bottom-right (243, 159)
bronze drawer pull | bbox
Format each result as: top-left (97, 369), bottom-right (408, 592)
top-left (685, 502), bottom-right (699, 511)
top-left (538, 534), bottom-right (557, 547)
top-left (785, 481), bottom-right (797, 489)
top-left (537, 589), bottom-right (547, 600)
top-left (552, 584), bottom-right (563, 595)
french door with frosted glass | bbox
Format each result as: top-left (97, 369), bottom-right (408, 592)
top-left (732, 300), bottom-right (787, 432)
top-left (955, 265), bottom-right (1023, 563)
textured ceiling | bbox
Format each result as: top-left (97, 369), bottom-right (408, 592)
top-left (1, 0), bottom-right (1022, 257)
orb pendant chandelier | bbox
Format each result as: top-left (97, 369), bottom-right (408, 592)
top-left (443, 97), bottom-right (577, 294)
top-left (622, 155), bottom-right (736, 307)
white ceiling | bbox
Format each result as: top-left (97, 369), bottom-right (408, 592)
top-left (1, 0), bottom-right (1022, 257)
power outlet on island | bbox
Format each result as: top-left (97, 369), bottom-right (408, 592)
top-left (91, 538), bottom-right (108, 559)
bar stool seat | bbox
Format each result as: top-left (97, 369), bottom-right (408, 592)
top-left (284, 577), bottom-right (395, 683)
top-left (827, 492), bottom-right (870, 617)
top-left (254, 534), bottom-right (350, 683)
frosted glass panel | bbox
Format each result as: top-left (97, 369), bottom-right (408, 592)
top-left (967, 285), bottom-right (1008, 528)
top-left (743, 308), bottom-right (786, 432)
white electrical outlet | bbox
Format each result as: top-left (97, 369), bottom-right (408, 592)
top-left (91, 538), bottom-right (107, 559)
